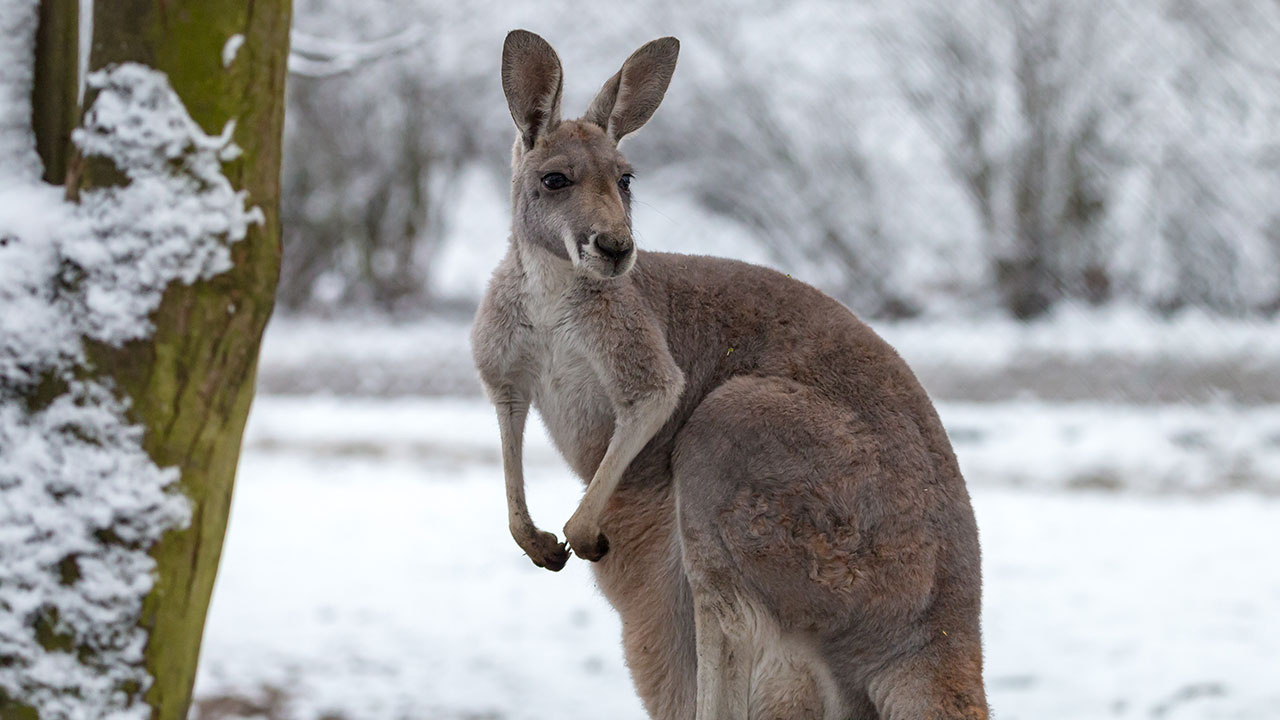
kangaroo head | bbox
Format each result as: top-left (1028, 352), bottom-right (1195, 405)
top-left (502, 30), bottom-right (679, 280)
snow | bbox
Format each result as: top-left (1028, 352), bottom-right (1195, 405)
top-left (193, 394), bottom-right (1280, 719)
top-left (222, 34), bottom-right (245, 69)
top-left (0, 0), bottom-right (40, 180)
top-left (256, 316), bottom-right (476, 396)
top-left (876, 303), bottom-right (1280, 369)
top-left (71, 65), bottom-right (262, 344)
top-left (941, 402), bottom-right (1280, 494)
top-left (255, 308), bottom-right (1280, 405)
top-left (0, 183), bottom-right (80, 385)
top-left (242, 395), bottom-right (1280, 497)
top-left (0, 9), bottom-right (259, 713)
top-left (0, 384), bottom-right (189, 719)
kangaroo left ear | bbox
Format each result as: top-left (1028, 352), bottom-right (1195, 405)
top-left (583, 37), bottom-right (679, 144)
top-left (502, 30), bottom-right (564, 150)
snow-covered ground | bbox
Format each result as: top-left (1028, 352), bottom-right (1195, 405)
top-left (238, 397), bottom-right (1280, 495)
top-left (192, 395), bottom-right (1280, 719)
top-left (257, 308), bottom-right (1280, 404)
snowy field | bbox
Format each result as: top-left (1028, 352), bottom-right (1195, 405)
top-left (191, 395), bottom-right (1280, 720)
top-left (256, 309), bottom-right (1280, 405)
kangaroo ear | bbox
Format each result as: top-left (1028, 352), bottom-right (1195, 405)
top-left (502, 30), bottom-right (564, 150)
top-left (583, 37), bottom-right (679, 144)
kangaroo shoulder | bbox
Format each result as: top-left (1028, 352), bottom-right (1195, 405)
top-left (471, 255), bottom-right (535, 389)
top-left (566, 276), bottom-right (684, 406)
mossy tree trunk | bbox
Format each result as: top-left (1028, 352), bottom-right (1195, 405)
top-left (23, 1), bottom-right (292, 718)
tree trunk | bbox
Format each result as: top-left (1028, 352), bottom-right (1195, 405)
top-left (1002, 0), bottom-right (1056, 320)
top-left (85, 2), bottom-right (292, 716)
top-left (11, 1), bottom-right (290, 718)
top-left (31, 0), bottom-right (78, 186)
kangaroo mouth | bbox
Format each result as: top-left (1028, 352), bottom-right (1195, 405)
top-left (605, 254), bottom-right (635, 277)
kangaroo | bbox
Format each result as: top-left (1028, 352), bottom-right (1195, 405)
top-left (471, 30), bottom-right (988, 720)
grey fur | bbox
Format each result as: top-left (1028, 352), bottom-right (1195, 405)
top-left (473, 30), bottom-right (989, 720)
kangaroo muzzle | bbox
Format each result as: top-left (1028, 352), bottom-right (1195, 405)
top-left (585, 231), bottom-right (635, 277)
top-left (593, 233), bottom-right (632, 261)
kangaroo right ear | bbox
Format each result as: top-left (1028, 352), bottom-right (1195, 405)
top-left (583, 37), bottom-right (679, 144)
top-left (502, 30), bottom-right (564, 150)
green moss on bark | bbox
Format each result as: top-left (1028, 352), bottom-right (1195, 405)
top-left (0, 698), bottom-right (39, 720)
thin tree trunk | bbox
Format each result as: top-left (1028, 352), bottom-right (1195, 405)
top-left (31, 0), bottom-right (78, 185)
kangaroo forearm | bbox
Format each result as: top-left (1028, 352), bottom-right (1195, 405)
top-left (494, 388), bottom-right (536, 531)
top-left (578, 384), bottom-right (680, 519)
top-left (577, 427), bottom-right (649, 519)
top-left (501, 428), bottom-right (528, 521)
top-left (493, 386), bottom-right (570, 570)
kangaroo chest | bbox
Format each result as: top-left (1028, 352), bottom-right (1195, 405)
top-left (521, 301), bottom-right (615, 481)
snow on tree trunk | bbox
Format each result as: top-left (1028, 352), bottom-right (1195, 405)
top-left (0, 0), bottom-right (290, 717)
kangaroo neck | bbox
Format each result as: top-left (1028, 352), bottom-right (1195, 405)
top-left (511, 233), bottom-right (625, 307)
top-left (510, 232), bottom-right (571, 298)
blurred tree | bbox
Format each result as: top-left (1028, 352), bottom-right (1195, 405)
top-left (685, 14), bottom-right (916, 317)
top-left (279, 69), bottom-right (469, 312)
top-left (881, 0), bottom-right (1280, 317)
top-left (31, 0), bottom-right (77, 186)
top-left (1110, 0), bottom-right (1280, 315)
top-left (277, 5), bottom-right (487, 313)
top-left (879, 0), bottom-right (1133, 318)
top-left (7, 0), bottom-right (290, 717)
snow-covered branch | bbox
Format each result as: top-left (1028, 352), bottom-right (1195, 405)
top-left (288, 26), bottom-right (425, 78)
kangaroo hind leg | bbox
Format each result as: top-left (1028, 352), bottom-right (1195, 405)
top-left (868, 638), bottom-right (989, 720)
top-left (675, 376), bottom-right (867, 720)
top-left (681, 539), bottom-right (752, 720)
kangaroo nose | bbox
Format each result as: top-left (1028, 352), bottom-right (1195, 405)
top-left (593, 233), bottom-right (633, 261)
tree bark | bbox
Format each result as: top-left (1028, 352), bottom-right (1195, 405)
top-left (31, 0), bottom-right (78, 185)
top-left (87, 2), bottom-right (292, 716)
top-left (19, 1), bottom-right (291, 718)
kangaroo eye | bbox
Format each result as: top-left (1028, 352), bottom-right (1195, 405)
top-left (541, 172), bottom-right (572, 190)
top-left (618, 174), bottom-right (633, 192)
